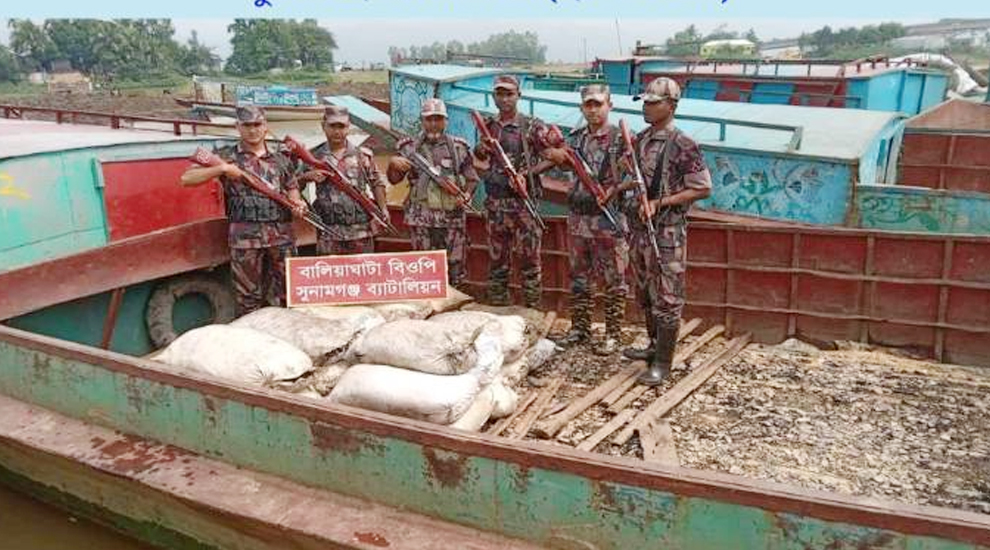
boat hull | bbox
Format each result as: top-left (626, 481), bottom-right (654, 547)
top-left (0, 326), bottom-right (988, 550)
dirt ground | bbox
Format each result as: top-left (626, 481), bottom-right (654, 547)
top-left (0, 80), bottom-right (390, 120)
top-left (515, 322), bottom-right (990, 515)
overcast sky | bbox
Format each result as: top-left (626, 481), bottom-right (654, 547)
top-left (0, 17), bottom-right (937, 65)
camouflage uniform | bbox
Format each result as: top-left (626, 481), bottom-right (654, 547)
top-left (565, 123), bottom-right (630, 342)
top-left (307, 141), bottom-right (386, 256)
top-left (478, 111), bottom-right (548, 308)
top-left (401, 134), bottom-right (479, 290)
top-left (215, 142), bottom-right (298, 315)
top-left (625, 121), bottom-right (711, 330)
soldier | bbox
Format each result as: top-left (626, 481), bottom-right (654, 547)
top-left (624, 78), bottom-right (712, 385)
top-left (473, 74), bottom-right (551, 308)
top-left (180, 105), bottom-right (306, 315)
top-left (545, 84), bottom-right (630, 356)
top-left (386, 98), bottom-right (480, 290)
top-left (296, 105), bottom-right (390, 255)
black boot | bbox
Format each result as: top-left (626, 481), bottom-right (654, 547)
top-left (623, 312), bottom-right (657, 360)
top-left (638, 323), bottom-right (679, 386)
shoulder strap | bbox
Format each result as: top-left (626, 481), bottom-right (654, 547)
top-left (445, 134), bottom-right (466, 191)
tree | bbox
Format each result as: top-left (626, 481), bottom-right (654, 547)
top-left (8, 19), bottom-right (60, 72)
top-left (178, 31), bottom-right (221, 75)
top-left (226, 19), bottom-right (336, 74)
top-left (392, 31), bottom-right (547, 64)
top-left (666, 25), bottom-right (703, 56)
top-left (0, 44), bottom-right (23, 82)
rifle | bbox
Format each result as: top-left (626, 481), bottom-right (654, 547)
top-left (619, 119), bottom-right (661, 260)
top-left (541, 124), bottom-right (622, 232)
top-left (281, 135), bottom-right (398, 235)
top-left (469, 110), bottom-right (545, 230)
top-left (189, 147), bottom-right (341, 239)
top-left (394, 134), bottom-right (480, 214)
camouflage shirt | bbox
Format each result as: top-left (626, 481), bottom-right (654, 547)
top-left (626, 122), bottom-right (711, 234)
top-left (566, 123), bottom-right (629, 237)
top-left (215, 142), bottom-right (298, 249)
top-left (401, 134), bottom-right (479, 228)
top-left (308, 141), bottom-right (387, 240)
top-left (478, 112), bottom-right (548, 207)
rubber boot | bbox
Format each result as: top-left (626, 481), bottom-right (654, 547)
top-left (623, 312), bottom-right (657, 360)
top-left (638, 323), bottom-right (678, 386)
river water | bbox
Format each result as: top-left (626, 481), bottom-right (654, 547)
top-left (0, 483), bottom-right (154, 549)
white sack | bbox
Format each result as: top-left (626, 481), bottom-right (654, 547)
top-left (328, 325), bottom-right (503, 424)
top-left (277, 363), bottom-right (349, 396)
top-left (230, 307), bottom-right (358, 364)
top-left (427, 287), bottom-right (474, 314)
top-left (371, 301), bottom-right (433, 322)
top-left (449, 386), bottom-right (495, 431)
top-left (429, 311), bottom-right (535, 362)
top-left (156, 324), bottom-right (312, 386)
top-left (294, 305), bottom-right (385, 335)
top-left (346, 319), bottom-right (484, 375)
top-left (500, 338), bottom-right (557, 387)
top-left (490, 378), bottom-right (520, 419)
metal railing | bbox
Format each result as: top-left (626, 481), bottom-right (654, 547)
top-left (0, 104), bottom-right (235, 136)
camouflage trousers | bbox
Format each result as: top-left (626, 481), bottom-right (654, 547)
top-left (229, 244), bottom-right (294, 316)
top-left (487, 204), bottom-right (542, 308)
top-left (628, 223), bottom-right (687, 329)
top-left (409, 225), bottom-right (468, 290)
top-left (316, 236), bottom-right (375, 256)
top-left (568, 231), bottom-right (629, 339)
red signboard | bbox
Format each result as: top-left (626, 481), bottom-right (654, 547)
top-left (286, 250), bottom-right (448, 307)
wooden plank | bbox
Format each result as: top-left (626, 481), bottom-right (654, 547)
top-left (575, 409), bottom-right (637, 452)
top-left (678, 317), bottom-right (702, 339)
top-left (601, 362), bottom-right (647, 407)
top-left (617, 334), bottom-right (751, 445)
top-left (602, 322), bottom-right (701, 407)
top-left (608, 385), bottom-right (652, 414)
top-left (606, 327), bottom-right (723, 415)
top-left (487, 392), bottom-right (539, 437)
top-left (640, 420), bottom-right (679, 466)
top-left (511, 378), bottom-right (564, 440)
top-left (533, 367), bottom-right (638, 439)
top-left (673, 325), bottom-right (725, 365)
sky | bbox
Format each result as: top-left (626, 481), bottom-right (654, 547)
top-left (1, 17), bottom-right (943, 66)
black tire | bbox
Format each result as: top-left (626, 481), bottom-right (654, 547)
top-left (146, 274), bottom-right (236, 349)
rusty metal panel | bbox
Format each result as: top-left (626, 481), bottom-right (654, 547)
top-left (798, 234), bottom-right (866, 273)
top-left (874, 237), bottom-right (944, 279)
top-left (101, 158), bottom-right (224, 242)
top-left (796, 275), bottom-right (861, 314)
top-left (687, 226), bottom-right (727, 263)
top-left (946, 288), bottom-right (990, 327)
top-left (733, 230), bottom-right (792, 267)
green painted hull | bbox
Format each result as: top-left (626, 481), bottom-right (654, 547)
top-left (0, 326), bottom-right (987, 550)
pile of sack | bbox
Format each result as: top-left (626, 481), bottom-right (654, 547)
top-left (152, 290), bottom-right (556, 432)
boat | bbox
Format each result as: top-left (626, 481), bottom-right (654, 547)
top-left (386, 64), bottom-right (990, 235)
top-left (593, 56), bottom-right (949, 114)
top-left (2, 112), bottom-right (990, 548)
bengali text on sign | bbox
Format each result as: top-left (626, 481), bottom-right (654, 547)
top-left (286, 250), bottom-right (448, 306)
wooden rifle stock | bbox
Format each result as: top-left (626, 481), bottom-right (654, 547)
top-left (281, 136), bottom-right (397, 235)
top-left (470, 110), bottom-right (546, 230)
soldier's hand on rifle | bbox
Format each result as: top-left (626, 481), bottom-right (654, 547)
top-left (542, 147), bottom-right (570, 167)
top-left (603, 186), bottom-right (618, 205)
top-left (221, 162), bottom-right (246, 181)
top-left (289, 198), bottom-right (308, 218)
top-left (300, 169), bottom-right (328, 183)
top-left (371, 208), bottom-right (392, 234)
top-left (473, 138), bottom-right (494, 160)
top-left (640, 198), bottom-right (660, 221)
